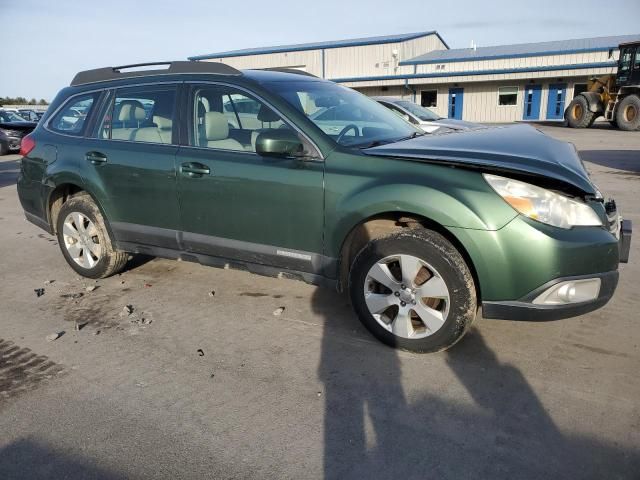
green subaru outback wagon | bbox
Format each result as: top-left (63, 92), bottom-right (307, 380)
top-left (17, 61), bottom-right (631, 352)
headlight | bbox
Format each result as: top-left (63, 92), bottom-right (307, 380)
top-left (483, 174), bottom-right (603, 229)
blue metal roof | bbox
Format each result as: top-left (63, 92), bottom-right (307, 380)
top-left (400, 34), bottom-right (640, 65)
top-left (189, 31), bottom-right (447, 60)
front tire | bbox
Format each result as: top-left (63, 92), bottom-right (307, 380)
top-left (56, 193), bottom-right (128, 279)
top-left (348, 229), bottom-right (477, 353)
top-left (565, 95), bottom-right (595, 128)
top-left (615, 95), bottom-right (640, 131)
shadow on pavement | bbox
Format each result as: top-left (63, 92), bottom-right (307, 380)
top-left (313, 286), bottom-right (640, 479)
top-left (579, 150), bottom-right (640, 174)
top-left (0, 438), bottom-right (123, 479)
top-left (0, 159), bottom-right (20, 188)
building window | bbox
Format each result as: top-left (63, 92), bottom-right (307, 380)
top-left (573, 83), bottom-right (588, 98)
top-left (421, 90), bottom-right (437, 108)
top-left (498, 86), bottom-right (518, 106)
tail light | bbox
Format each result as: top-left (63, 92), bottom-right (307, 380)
top-left (19, 134), bottom-right (36, 157)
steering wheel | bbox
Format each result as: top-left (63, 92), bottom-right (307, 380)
top-left (336, 124), bottom-right (360, 143)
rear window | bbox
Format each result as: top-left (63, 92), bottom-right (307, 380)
top-left (49, 93), bottom-right (100, 136)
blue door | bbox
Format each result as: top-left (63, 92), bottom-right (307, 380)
top-left (546, 83), bottom-right (567, 120)
top-left (448, 88), bottom-right (464, 119)
top-left (522, 85), bottom-right (541, 120)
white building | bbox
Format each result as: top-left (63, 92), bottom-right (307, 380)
top-left (189, 32), bottom-right (640, 123)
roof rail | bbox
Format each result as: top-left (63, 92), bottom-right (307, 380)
top-left (254, 67), bottom-right (319, 78)
top-left (70, 61), bottom-right (242, 86)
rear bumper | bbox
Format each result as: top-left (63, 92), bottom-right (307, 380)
top-left (482, 271), bottom-right (619, 321)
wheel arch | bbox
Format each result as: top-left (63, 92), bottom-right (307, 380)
top-left (337, 211), bottom-right (481, 302)
top-left (47, 182), bottom-right (117, 242)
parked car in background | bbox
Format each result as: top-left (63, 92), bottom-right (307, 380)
top-left (374, 96), bottom-right (480, 133)
top-left (16, 62), bottom-right (631, 353)
top-left (35, 111), bottom-right (47, 121)
top-left (0, 109), bottom-right (38, 155)
top-left (18, 109), bottom-right (41, 122)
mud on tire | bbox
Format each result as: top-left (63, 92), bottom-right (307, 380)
top-left (55, 192), bottom-right (128, 279)
top-left (348, 229), bottom-right (477, 353)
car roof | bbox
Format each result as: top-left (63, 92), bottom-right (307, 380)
top-left (68, 61), bottom-right (323, 89)
top-left (372, 96), bottom-right (410, 103)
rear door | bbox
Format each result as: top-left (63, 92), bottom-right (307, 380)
top-left (175, 83), bottom-right (326, 275)
top-left (82, 84), bottom-right (181, 249)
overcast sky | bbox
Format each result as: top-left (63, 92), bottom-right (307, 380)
top-left (1, 0), bottom-right (639, 101)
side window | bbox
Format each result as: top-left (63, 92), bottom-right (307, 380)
top-left (192, 86), bottom-right (293, 153)
top-left (100, 86), bottom-right (176, 144)
top-left (49, 93), bottom-right (100, 136)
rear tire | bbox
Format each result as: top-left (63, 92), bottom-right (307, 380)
top-left (565, 95), bottom-right (595, 128)
top-left (56, 193), bottom-right (128, 279)
top-left (348, 229), bottom-right (477, 353)
top-left (615, 95), bottom-right (640, 131)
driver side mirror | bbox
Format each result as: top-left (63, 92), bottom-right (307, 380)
top-left (255, 130), bottom-right (304, 158)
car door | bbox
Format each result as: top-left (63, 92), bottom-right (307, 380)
top-left (81, 84), bottom-right (181, 249)
top-left (175, 83), bottom-right (327, 275)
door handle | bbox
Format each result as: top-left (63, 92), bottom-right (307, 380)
top-left (181, 162), bottom-right (210, 177)
top-left (86, 151), bottom-right (107, 165)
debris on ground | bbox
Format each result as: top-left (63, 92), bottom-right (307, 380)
top-left (34, 288), bottom-right (45, 297)
top-left (44, 280), bottom-right (55, 285)
top-left (93, 330), bottom-right (101, 336)
top-left (85, 285), bottom-right (98, 292)
top-left (197, 349), bottom-right (205, 357)
top-left (144, 283), bottom-right (152, 288)
top-left (46, 331), bottom-right (64, 342)
top-left (141, 318), bottom-right (152, 325)
top-left (61, 292), bottom-right (83, 299)
top-left (273, 306), bottom-right (285, 316)
top-left (74, 321), bottom-right (87, 331)
top-left (120, 305), bottom-right (134, 317)
top-left (208, 290), bottom-right (216, 297)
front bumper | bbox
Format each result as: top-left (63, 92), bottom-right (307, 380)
top-left (482, 271), bottom-right (618, 321)
top-left (482, 218), bottom-right (631, 321)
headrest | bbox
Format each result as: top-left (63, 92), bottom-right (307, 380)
top-left (205, 112), bottom-right (229, 141)
top-left (153, 115), bottom-right (172, 130)
top-left (116, 100), bottom-right (146, 122)
top-left (257, 104), bottom-right (280, 123)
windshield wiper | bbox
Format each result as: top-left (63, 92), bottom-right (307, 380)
top-left (396, 131), bottom-right (425, 142)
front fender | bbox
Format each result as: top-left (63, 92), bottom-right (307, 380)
top-left (324, 153), bottom-right (518, 257)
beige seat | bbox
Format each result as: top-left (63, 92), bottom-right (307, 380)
top-left (204, 112), bottom-right (244, 150)
top-left (112, 100), bottom-right (146, 140)
top-left (154, 116), bottom-right (173, 144)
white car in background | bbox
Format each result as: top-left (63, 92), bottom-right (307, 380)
top-left (373, 96), bottom-right (480, 133)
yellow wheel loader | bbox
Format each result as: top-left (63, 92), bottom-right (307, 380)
top-left (565, 41), bottom-right (640, 131)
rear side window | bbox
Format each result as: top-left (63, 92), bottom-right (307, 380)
top-left (99, 86), bottom-right (176, 144)
top-left (49, 93), bottom-right (100, 136)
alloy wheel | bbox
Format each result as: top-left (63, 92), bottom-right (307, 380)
top-left (363, 254), bottom-right (450, 339)
top-left (62, 212), bottom-right (102, 269)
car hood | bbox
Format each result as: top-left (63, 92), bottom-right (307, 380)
top-left (424, 118), bottom-right (480, 130)
top-left (0, 121), bottom-right (37, 132)
top-left (364, 124), bottom-right (596, 194)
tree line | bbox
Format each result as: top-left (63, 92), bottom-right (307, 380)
top-left (0, 97), bottom-right (48, 106)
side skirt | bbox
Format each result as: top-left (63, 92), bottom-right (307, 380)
top-left (116, 241), bottom-right (339, 290)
